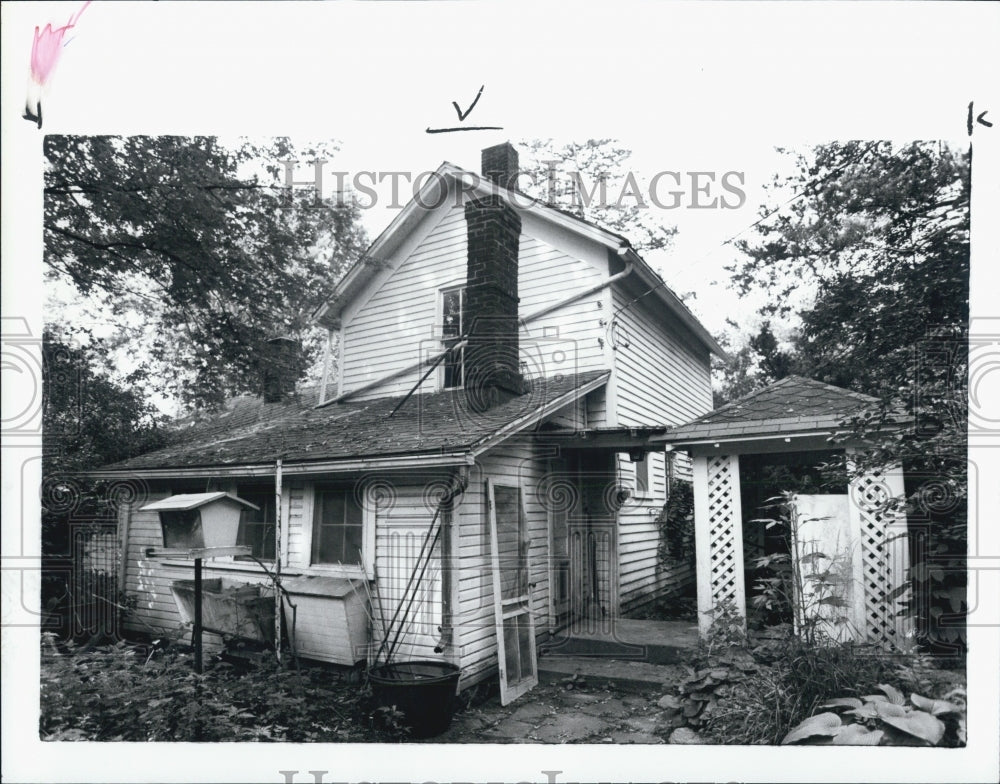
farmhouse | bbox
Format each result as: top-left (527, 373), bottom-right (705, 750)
top-left (91, 143), bottom-right (911, 703)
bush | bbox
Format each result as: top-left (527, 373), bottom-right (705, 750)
top-left (39, 637), bottom-right (405, 742)
top-left (671, 635), bottom-right (936, 745)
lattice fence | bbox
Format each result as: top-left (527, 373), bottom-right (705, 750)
top-left (706, 455), bottom-right (741, 609)
top-left (851, 470), bottom-right (909, 649)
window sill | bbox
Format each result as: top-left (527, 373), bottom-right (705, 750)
top-left (155, 559), bottom-right (370, 580)
top-left (159, 559), bottom-right (277, 575)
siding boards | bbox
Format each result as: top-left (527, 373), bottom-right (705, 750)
top-left (339, 202), bottom-right (612, 412)
top-left (341, 204), bottom-right (468, 400)
top-left (611, 287), bottom-right (712, 428)
top-left (373, 486), bottom-right (445, 663)
top-left (454, 441), bottom-right (550, 686)
top-left (617, 450), bottom-right (696, 614)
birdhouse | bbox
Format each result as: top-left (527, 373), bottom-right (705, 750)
top-left (140, 492), bottom-right (260, 550)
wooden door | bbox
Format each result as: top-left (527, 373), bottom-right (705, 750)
top-left (487, 479), bottom-right (538, 705)
top-left (568, 452), bottom-right (618, 633)
top-left (548, 458), bottom-right (572, 630)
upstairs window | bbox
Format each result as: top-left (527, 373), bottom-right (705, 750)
top-left (235, 485), bottom-right (276, 561)
top-left (441, 286), bottom-right (465, 389)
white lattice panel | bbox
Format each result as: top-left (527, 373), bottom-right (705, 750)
top-left (707, 456), bottom-right (740, 605)
top-left (850, 468), bottom-right (911, 650)
top-left (693, 454), bottom-right (746, 636)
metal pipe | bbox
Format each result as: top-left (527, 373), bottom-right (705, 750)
top-left (520, 262), bottom-right (634, 325)
top-left (273, 458), bottom-right (283, 662)
top-left (193, 557), bottom-right (203, 674)
top-left (318, 340), bottom-right (467, 408)
top-left (388, 340), bottom-right (468, 418)
top-left (322, 266), bottom-right (634, 408)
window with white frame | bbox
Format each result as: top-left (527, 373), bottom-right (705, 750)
top-left (441, 286), bottom-right (464, 389)
top-left (633, 455), bottom-right (650, 495)
top-left (311, 487), bottom-right (365, 566)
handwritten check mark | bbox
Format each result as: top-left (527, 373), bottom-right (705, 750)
top-left (453, 86), bottom-right (485, 122)
top-left (426, 85), bottom-right (502, 133)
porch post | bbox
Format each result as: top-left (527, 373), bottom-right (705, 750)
top-left (692, 453), bottom-right (746, 638)
top-left (846, 452), bottom-right (912, 650)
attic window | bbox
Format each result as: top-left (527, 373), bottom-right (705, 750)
top-left (441, 286), bottom-right (465, 389)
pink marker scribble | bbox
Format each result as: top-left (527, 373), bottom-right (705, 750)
top-left (23, 1), bottom-right (92, 128)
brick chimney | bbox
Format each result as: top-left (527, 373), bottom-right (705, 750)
top-left (481, 142), bottom-right (520, 190)
top-left (462, 144), bottom-right (524, 412)
top-left (260, 336), bottom-right (301, 403)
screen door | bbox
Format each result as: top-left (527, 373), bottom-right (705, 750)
top-left (487, 479), bottom-right (538, 705)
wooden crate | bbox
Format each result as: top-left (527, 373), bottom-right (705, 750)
top-left (283, 576), bottom-right (369, 665)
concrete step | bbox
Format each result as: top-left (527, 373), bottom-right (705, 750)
top-left (537, 655), bottom-right (684, 693)
top-left (539, 634), bottom-right (688, 664)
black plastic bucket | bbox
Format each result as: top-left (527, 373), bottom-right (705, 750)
top-left (368, 660), bottom-right (462, 738)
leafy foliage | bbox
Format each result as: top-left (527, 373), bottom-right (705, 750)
top-left (39, 637), bottom-right (407, 742)
top-left (517, 138), bottom-right (678, 253)
top-left (42, 329), bottom-right (168, 640)
top-left (721, 141), bottom-right (969, 652)
top-left (657, 478), bottom-right (695, 569)
top-left (784, 684), bottom-right (966, 746)
top-left (664, 629), bottom-right (963, 745)
top-left (44, 135), bottom-right (367, 410)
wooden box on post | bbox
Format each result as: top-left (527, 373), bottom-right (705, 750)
top-left (140, 492), bottom-right (260, 550)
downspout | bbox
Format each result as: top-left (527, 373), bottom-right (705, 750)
top-left (434, 466), bottom-right (469, 656)
top-left (273, 458), bottom-right (283, 662)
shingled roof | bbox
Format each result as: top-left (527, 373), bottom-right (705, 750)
top-left (92, 370), bottom-right (609, 474)
top-left (656, 375), bottom-right (884, 445)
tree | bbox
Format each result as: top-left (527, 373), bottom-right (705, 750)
top-left (725, 141), bottom-right (970, 651)
top-left (44, 136), bottom-right (368, 410)
top-left (42, 328), bottom-right (168, 641)
top-left (517, 138), bottom-right (678, 253)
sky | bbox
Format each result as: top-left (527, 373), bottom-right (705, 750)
top-left (3, 2), bottom-right (999, 783)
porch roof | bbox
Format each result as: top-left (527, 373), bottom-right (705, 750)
top-left (91, 370), bottom-right (609, 476)
top-left (653, 375), bottom-right (888, 446)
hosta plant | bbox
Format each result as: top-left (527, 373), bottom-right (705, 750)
top-left (781, 683), bottom-right (965, 746)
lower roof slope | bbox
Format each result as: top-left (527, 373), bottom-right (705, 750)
top-left (95, 370), bottom-right (609, 473)
top-left (656, 375), bottom-right (885, 444)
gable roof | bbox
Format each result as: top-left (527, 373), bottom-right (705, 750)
top-left (655, 375), bottom-right (887, 445)
top-left (90, 370), bottom-right (609, 477)
top-left (314, 162), bottom-right (725, 358)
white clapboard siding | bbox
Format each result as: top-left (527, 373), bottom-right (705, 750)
top-left (610, 287), bottom-right (712, 428)
top-left (617, 450), bottom-right (696, 613)
top-left (374, 485), bottom-right (448, 664)
top-left (341, 204), bottom-right (468, 399)
top-left (339, 199), bottom-right (613, 405)
top-left (454, 441), bottom-right (550, 686)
